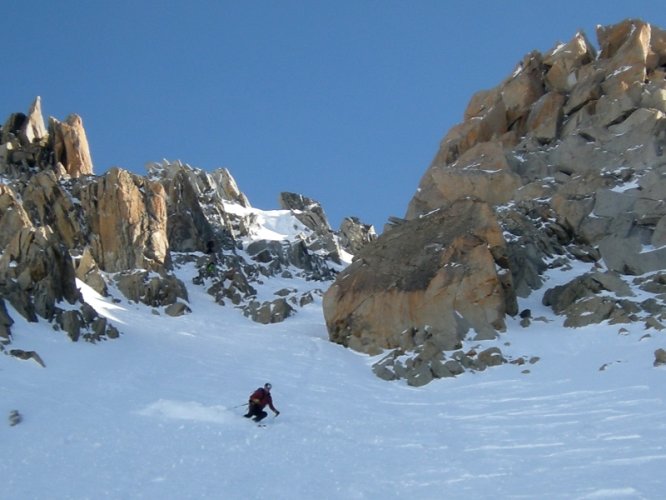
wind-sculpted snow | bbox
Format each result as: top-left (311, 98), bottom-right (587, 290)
top-left (2, 260), bottom-right (666, 499)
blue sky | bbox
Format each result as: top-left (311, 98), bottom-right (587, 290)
top-left (3, 1), bottom-right (666, 230)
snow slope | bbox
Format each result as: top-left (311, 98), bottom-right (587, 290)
top-left (2, 256), bottom-right (666, 499)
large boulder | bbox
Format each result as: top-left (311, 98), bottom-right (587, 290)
top-left (243, 298), bottom-right (295, 324)
top-left (114, 270), bottom-right (188, 307)
top-left (324, 199), bottom-right (514, 355)
top-left (540, 271), bottom-right (666, 328)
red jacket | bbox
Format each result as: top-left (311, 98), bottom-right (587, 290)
top-left (249, 388), bottom-right (277, 412)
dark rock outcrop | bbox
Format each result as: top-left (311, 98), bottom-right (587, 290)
top-left (655, 348), bottom-right (666, 366)
top-left (338, 216), bottom-right (377, 255)
top-left (115, 271), bottom-right (188, 307)
top-left (0, 226), bottom-right (80, 320)
top-left (279, 192), bottom-right (341, 263)
top-left (372, 345), bottom-right (510, 387)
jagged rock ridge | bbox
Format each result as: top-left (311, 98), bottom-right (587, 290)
top-left (323, 19), bottom-right (666, 385)
top-left (0, 100), bottom-right (377, 364)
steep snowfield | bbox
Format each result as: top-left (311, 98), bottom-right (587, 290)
top-left (2, 257), bottom-right (666, 499)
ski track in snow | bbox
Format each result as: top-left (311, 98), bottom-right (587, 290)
top-left (2, 260), bottom-right (666, 499)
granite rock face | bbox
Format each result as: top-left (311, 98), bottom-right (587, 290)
top-left (0, 102), bottom-right (371, 363)
top-left (323, 19), bottom-right (666, 384)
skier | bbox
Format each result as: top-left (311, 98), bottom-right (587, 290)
top-left (244, 383), bottom-right (280, 422)
top-left (205, 259), bottom-right (216, 276)
top-left (204, 240), bottom-right (217, 277)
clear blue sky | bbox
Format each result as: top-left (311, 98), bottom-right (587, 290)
top-left (3, 1), bottom-right (666, 231)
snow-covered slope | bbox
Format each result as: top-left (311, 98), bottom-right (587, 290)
top-left (2, 243), bottom-right (666, 499)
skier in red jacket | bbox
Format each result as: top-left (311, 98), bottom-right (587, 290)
top-left (244, 383), bottom-right (280, 422)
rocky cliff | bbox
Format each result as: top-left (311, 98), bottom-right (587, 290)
top-left (0, 99), bottom-right (376, 364)
top-left (323, 19), bottom-right (666, 385)
top-left (5, 19), bottom-right (665, 386)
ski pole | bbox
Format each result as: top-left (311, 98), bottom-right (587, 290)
top-left (232, 403), bottom-right (249, 409)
